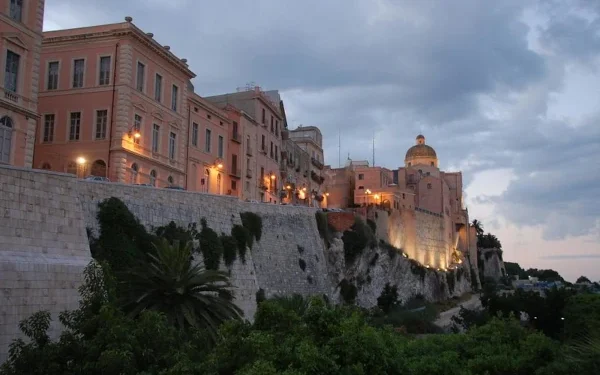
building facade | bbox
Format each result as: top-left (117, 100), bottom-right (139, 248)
top-left (34, 17), bottom-right (195, 187)
top-left (288, 125), bottom-right (327, 207)
top-left (0, 0), bottom-right (44, 167)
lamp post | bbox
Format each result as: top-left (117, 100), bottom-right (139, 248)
top-left (76, 157), bottom-right (86, 178)
top-left (365, 189), bottom-right (372, 205)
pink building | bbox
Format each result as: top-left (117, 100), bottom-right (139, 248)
top-left (34, 17), bottom-right (195, 186)
top-left (186, 91), bottom-right (230, 194)
top-left (0, 0), bottom-right (44, 167)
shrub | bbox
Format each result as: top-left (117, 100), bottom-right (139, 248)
top-left (256, 288), bottom-right (266, 304)
top-left (231, 224), bottom-right (251, 259)
top-left (341, 216), bottom-right (376, 264)
top-left (457, 267), bottom-right (465, 282)
top-left (154, 221), bottom-right (199, 248)
top-left (240, 212), bottom-right (262, 242)
top-left (315, 211), bottom-right (333, 248)
top-left (470, 267), bottom-right (479, 289)
top-left (339, 279), bottom-right (357, 304)
top-left (379, 239), bottom-right (403, 259)
top-left (410, 260), bottom-right (426, 281)
top-left (220, 234), bottom-right (238, 267)
top-left (298, 258), bottom-right (306, 272)
top-left (200, 225), bottom-right (223, 270)
top-left (377, 283), bottom-right (400, 313)
top-left (307, 275), bottom-right (313, 284)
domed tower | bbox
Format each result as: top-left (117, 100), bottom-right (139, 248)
top-left (404, 135), bottom-right (438, 168)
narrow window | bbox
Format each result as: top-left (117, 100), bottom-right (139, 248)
top-left (270, 141), bottom-right (274, 158)
top-left (4, 51), bottom-right (20, 93)
top-left (150, 170), bottom-right (157, 186)
top-left (136, 62), bottom-right (145, 92)
top-left (43, 114), bottom-right (55, 143)
top-left (232, 121), bottom-right (239, 140)
top-left (47, 61), bottom-right (59, 90)
top-left (205, 129), bottom-right (211, 153)
top-left (232, 154), bottom-right (238, 172)
top-left (133, 114), bottom-right (142, 144)
top-left (171, 84), bottom-right (178, 111)
top-left (0, 116), bottom-right (13, 163)
top-left (192, 122), bottom-right (198, 146)
top-left (427, 183), bottom-right (432, 189)
top-left (218, 135), bottom-right (224, 158)
top-left (169, 132), bottom-right (176, 160)
top-left (95, 110), bottom-right (108, 139)
top-left (72, 59), bottom-right (85, 88)
top-left (261, 135), bottom-right (266, 150)
top-left (99, 56), bottom-right (111, 85)
top-left (69, 112), bottom-right (81, 141)
top-left (154, 74), bottom-right (162, 102)
top-left (9, 0), bottom-right (22, 22)
top-left (261, 108), bottom-right (266, 124)
top-left (358, 173), bottom-right (364, 180)
top-left (270, 116), bottom-right (274, 132)
top-left (152, 124), bottom-right (160, 152)
top-left (275, 145), bottom-right (278, 161)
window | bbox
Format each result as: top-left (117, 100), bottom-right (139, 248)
top-left (402, 193), bottom-right (406, 199)
top-left (152, 124), bottom-right (160, 152)
top-left (270, 116), bottom-right (274, 132)
top-left (95, 110), bottom-right (108, 139)
top-left (131, 163), bottom-right (139, 184)
top-left (275, 121), bottom-right (279, 136)
top-left (358, 186), bottom-right (364, 190)
top-left (275, 145), bottom-right (278, 161)
top-left (9, 0), bottom-right (22, 22)
top-left (136, 62), bottom-right (145, 92)
top-left (232, 154), bottom-right (238, 172)
top-left (260, 167), bottom-right (264, 180)
top-left (47, 62), bottom-right (59, 90)
top-left (72, 59), bottom-right (85, 88)
top-left (408, 162), bottom-right (411, 166)
top-left (217, 173), bottom-right (221, 193)
top-left (171, 85), bottom-right (178, 111)
top-left (205, 129), bottom-right (211, 153)
top-left (154, 74), bottom-right (162, 101)
top-left (69, 112), bottom-right (81, 141)
top-left (0, 116), bottom-right (13, 163)
top-left (169, 132), bottom-right (176, 160)
top-left (150, 170), bottom-right (157, 186)
top-left (4, 51), bottom-right (20, 92)
top-left (261, 135), bottom-right (266, 151)
top-left (261, 108), bottom-right (266, 124)
top-left (218, 135), bottom-right (224, 158)
top-left (270, 141), bottom-right (274, 158)
top-left (430, 162), bottom-right (434, 166)
top-left (168, 175), bottom-right (174, 185)
top-left (427, 183), bottom-right (432, 189)
top-left (231, 180), bottom-right (237, 190)
top-left (133, 114), bottom-right (142, 144)
top-left (99, 56), bottom-right (111, 85)
top-left (358, 173), bottom-right (364, 180)
top-left (191, 122), bottom-right (198, 146)
top-left (232, 121), bottom-right (239, 139)
top-left (43, 114), bottom-right (55, 143)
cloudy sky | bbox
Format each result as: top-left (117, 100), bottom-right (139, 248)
top-left (44, 0), bottom-right (600, 281)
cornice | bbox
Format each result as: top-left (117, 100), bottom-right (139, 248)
top-left (189, 96), bottom-right (230, 123)
top-left (43, 26), bottom-right (195, 78)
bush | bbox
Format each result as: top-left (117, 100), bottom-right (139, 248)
top-left (341, 216), bottom-right (376, 264)
top-left (377, 283), bottom-right (400, 313)
top-left (240, 212), bottom-right (262, 243)
top-left (220, 234), bottom-right (238, 267)
top-left (339, 279), bottom-right (357, 304)
top-left (315, 211), bottom-right (334, 248)
top-left (231, 224), bottom-right (251, 259)
top-left (256, 288), bottom-right (266, 304)
top-left (200, 225), bottom-right (223, 270)
top-left (379, 240), bottom-right (403, 259)
top-left (410, 260), bottom-right (426, 281)
top-left (154, 221), bottom-right (199, 248)
top-left (446, 271), bottom-right (456, 294)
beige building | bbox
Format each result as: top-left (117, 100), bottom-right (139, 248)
top-left (0, 0), bottom-right (45, 167)
top-left (288, 125), bottom-right (326, 206)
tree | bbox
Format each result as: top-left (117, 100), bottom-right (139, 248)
top-left (471, 219), bottom-right (484, 236)
top-left (377, 283), bottom-right (400, 314)
top-left (576, 276), bottom-right (591, 284)
top-left (121, 238), bottom-right (242, 340)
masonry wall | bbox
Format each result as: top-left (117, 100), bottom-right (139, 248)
top-left (415, 210), bottom-right (447, 268)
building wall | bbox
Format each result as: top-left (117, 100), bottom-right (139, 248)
top-left (34, 19), bottom-right (195, 187)
top-left (0, 0), bottom-right (44, 167)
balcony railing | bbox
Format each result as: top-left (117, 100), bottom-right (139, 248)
top-left (311, 157), bottom-right (324, 170)
top-left (1, 87), bottom-right (20, 104)
top-left (246, 144), bottom-right (253, 156)
top-left (232, 132), bottom-right (242, 143)
top-left (229, 167), bottom-right (242, 178)
top-left (246, 168), bottom-right (252, 178)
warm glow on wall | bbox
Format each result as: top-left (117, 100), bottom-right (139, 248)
top-left (298, 190), bottom-right (306, 199)
top-left (286, 185), bottom-right (291, 189)
top-left (216, 163), bottom-right (223, 169)
top-left (270, 174), bottom-right (276, 180)
top-left (76, 157), bottom-right (86, 165)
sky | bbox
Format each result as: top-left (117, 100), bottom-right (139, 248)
top-left (43, 0), bottom-right (600, 282)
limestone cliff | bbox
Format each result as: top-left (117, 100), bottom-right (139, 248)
top-left (479, 248), bottom-right (506, 282)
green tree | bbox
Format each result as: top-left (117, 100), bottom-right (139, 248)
top-left (471, 219), bottom-right (484, 236)
top-left (576, 276), bottom-right (591, 284)
top-left (122, 238), bottom-right (242, 339)
top-left (377, 283), bottom-right (400, 314)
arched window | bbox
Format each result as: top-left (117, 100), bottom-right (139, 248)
top-left (91, 160), bottom-right (107, 177)
top-left (167, 175), bottom-right (174, 185)
top-left (66, 162), bottom-right (77, 175)
top-left (41, 162), bottom-right (51, 170)
top-left (216, 173), bottom-right (222, 194)
top-left (131, 163), bottom-right (139, 184)
top-left (150, 170), bottom-right (157, 186)
top-left (0, 116), bottom-right (14, 164)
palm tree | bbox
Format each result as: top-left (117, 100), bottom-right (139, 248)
top-left (471, 219), bottom-right (484, 236)
top-left (122, 238), bottom-right (243, 339)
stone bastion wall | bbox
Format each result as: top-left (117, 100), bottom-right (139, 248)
top-left (0, 165), bottom-right (473, 363)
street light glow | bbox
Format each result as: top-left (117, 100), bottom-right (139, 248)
top-left (76, 157), bottom-right (86, 165)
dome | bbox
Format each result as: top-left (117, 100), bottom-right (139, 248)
top-left (404, 135), bottom-right (438, 165)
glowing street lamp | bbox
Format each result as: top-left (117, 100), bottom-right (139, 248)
top-left (76, 157), bottom-right (86, 165)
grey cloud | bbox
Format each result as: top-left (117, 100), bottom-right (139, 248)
top-left (539, 254), bottom-right (600, 260)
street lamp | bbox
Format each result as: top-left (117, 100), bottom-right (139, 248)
top-left (76, 157), bottom-right (86, 178)
top-left (365, 189), bottom-right (371, 205)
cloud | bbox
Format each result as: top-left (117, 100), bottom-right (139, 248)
top-left (539, 254), bottom-right (600, 260)
top-left (42, 0), bottom-right (600, 245)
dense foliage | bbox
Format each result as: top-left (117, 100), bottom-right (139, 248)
top-left (342, 216), bottom-right (376, 263)
top-left (240, 211), bottom-right (263, 243)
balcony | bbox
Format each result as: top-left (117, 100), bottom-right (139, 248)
top-left (246, 144), bottom-right (253, 156)
top-left (246, 168), bottom-right (252, 178)
top-left (1, 87), bottom-right (20, 105)
top-left (229, 167), bottom-right (242, 178)
top-left (232, 132), bottom-right (242, 144)
top-left (311, 157), bottom-right (324, 170)
top-left (311, 170), bottom-right (325, 184)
